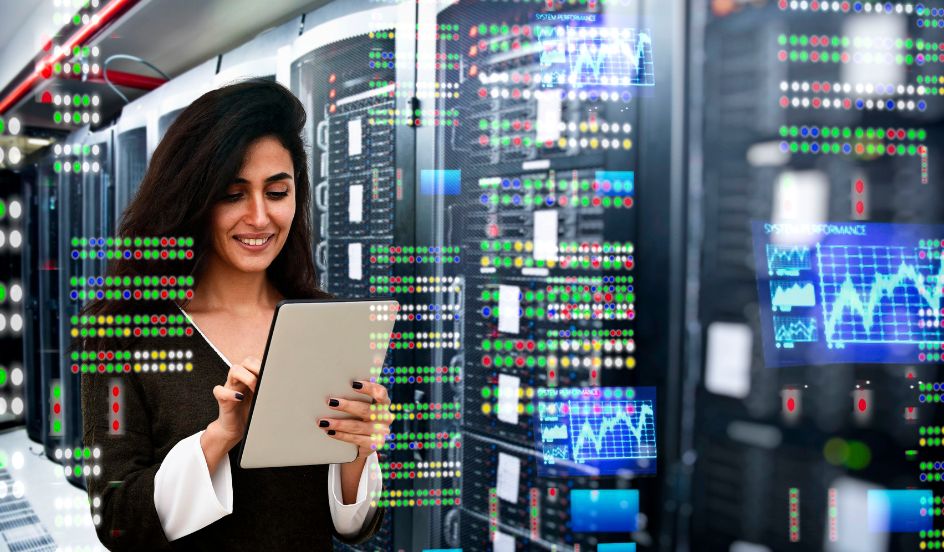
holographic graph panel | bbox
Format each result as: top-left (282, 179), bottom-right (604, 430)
top-left (535, 387), bottom-right (657, 476)
top-left (536, 26), bottom-right (655, 89)
top-left (752, 221), bottom-right (944, 366)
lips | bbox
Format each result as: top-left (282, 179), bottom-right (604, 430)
top-left (233, 234), bottom-right (274, 249)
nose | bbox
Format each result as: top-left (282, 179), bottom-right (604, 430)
top-left (244, 191), bottom-right (270, 228)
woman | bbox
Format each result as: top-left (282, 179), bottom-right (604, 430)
top-left (80, 79), bottom-right (392, 550)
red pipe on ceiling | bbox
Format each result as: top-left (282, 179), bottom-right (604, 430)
top-left (0, 0), bottom-right (137, 115)
top-left (98, 69), bottom-right (166, 90)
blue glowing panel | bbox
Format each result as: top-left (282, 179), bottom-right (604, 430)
top-left (595, 171), bottom-right (634, 197)
top-left (752, 221), bottom-right (944, 366)
top-left (570, 489), bottom-right (639, 533)
top-left (535, 387), bottom-right (656, 477)
top-left (420, 169), bottom-right (461, 195)
top-left (867, 490), bottom-right (933, 532)
top-left (598, 544), bottom-right (637, 552)
top-left (536, 26), bottom-right (655, 89)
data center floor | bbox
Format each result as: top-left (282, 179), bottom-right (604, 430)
top-left (0, 428), bottom-right (102, 551)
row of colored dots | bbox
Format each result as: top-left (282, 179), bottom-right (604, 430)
top-left (780, 126), bottom-right (926, 140)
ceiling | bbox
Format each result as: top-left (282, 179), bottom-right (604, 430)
top-left (0, 0), bottom-right (330, 167)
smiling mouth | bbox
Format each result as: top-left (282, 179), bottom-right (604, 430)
top-left (234, 235), bottom-right (274, 247)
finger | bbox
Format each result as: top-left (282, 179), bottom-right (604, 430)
top-left (318, 418), bottom-right (390, 437)
top-left (351, 381), bottom-right (390, 405)
top-left (226, 364), bottom-right (258, 393)
top-left (327, 397), bottom-right (370, 419)
top-left (368, 404), bottom-right (395, 424)
top-left (323, 429), bottom-right (379, 451)
top-left (213, 385), bottom-right (245, 403)
top-left (240, 356), bottom-right (262, 377)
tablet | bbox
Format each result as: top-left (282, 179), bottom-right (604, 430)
top-left (237, 298), bottom-right (398, 469)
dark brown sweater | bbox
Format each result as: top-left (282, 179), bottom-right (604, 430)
top-left (80, 303), bottom-right (383, 550)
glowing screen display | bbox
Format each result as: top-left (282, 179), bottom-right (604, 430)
top-left (867, 489), bottom-right (933, 533)
top-left (753, 221), bottom-right (944, 366)
top-left (570, 489), bottom-right (639, 532)
top-left (535, 387), bottom-right (656, 476)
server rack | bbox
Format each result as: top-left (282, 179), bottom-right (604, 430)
top-left (687, 1), bottom-right (944, 550)
top-left (291, 0), bottom-right (687, 549)
top-left (21, 163), bottom-right (44, 443)
top-left (292, 3), bottom-right (417, 548)
top-left (217, 15), bottom-right (298, 88)
top-left (0, 170), bottom-right (25, 430)
top-left (58, 126), bottom-right (115, 489)
top-left (157, 109), bottom-right (183, 140)
top-left (153, 59), bottom-right (216, 143)
top-left (425, 2), bottom-right (671, 549)
top-left (114, 126), bottom-right (147, 221)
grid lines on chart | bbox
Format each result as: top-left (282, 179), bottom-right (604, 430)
top-left (568, 30), bottom-right (655, 87)
top-left (817, 244), bottom-right (944, 345)
top-left (568, 399), bottom-right (657, 463)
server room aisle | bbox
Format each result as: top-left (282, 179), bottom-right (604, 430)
top-left (0, 429), bottom-right (101, 551)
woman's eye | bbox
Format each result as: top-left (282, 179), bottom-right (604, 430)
top-left (221, 193), bottom-right (242, 202)
top-left (267, 191), bottom-right (289, 199)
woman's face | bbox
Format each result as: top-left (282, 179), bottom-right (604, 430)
top-left (209, 135), bottom-right (296, 275)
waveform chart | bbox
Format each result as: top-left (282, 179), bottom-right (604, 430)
top-left (752, 221), bottom-right (944, 366)
top-left (534, 386), bottom-right (657, 477)
top-left (817, 244), bottom-right (944, 346)
top-left (536, 26), bottom-right (655, 89)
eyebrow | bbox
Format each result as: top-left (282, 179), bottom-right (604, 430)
top-left (233, 172), bottom-right (293, 184)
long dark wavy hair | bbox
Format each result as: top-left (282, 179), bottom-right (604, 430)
top-left (83, 79), bottom-right (329, 345)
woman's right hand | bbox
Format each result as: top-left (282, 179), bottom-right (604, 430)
top-left (210, 356), bottom-right (260, 447)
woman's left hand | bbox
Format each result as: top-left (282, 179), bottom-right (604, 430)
top-left (319, 381), bottom-right (393, 459)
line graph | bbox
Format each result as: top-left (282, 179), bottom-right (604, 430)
top-left (751, 221), bottom-right (944, 366)
top-left (766, 245), bottom-right (812, 275)
top-left (569, 400), bottom-right (656, 462)
top-left (535, 387), bottom-right (657, 476)
top-left (541, 423), bottom-right (568, 441)
top-left (771, 280), bottom-right (816, 311)
top-left (774, 316), bottom-right (818, 345)
top-left (537, 26), bottom-right (655, 88)
top-left (816, 244), bottom-right (944, 346)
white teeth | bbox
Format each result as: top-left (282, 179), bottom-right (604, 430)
top-left (238, 236), bottom-right (270, 246)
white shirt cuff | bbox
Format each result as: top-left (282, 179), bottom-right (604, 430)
top-left (328, 452), bottom-right (383, 537)
top-left (153, 430), bottom-right (233, 540)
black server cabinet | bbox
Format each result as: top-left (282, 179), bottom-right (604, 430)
top-left (22, 164), bottom-right (44, 443)
top-left (39, 154), bottom-right (63, 463)
top-left (58, 147), bottom-right (82, 476)
top-left (688, 1), bottom-right (944, 550)
top-left (294, 0), bottom-right (687, 549)
top-left (428, 2), bottom-right (658, 550)
top-left (293, 7), bottom-right (418, 548)
top-left (0, 170), bottom-right (25, 430)
top-left (59, 127), bottom-right (115, 490)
